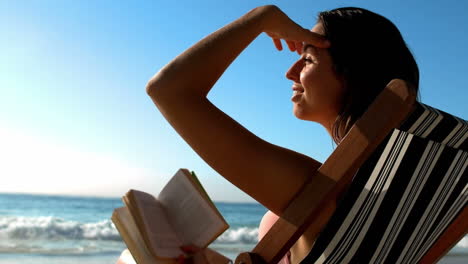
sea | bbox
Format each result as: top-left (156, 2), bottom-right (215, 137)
top-left (0, 193), bottom-right (466, 264)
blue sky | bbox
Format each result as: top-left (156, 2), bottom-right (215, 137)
top-left (0, 0), bottom-right (467, 202)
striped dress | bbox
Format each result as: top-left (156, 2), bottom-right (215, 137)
top-left (301, 102), bottom-right (467, 264)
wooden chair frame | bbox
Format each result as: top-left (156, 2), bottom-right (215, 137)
top-left (234, 79), bottom-right (467, 264)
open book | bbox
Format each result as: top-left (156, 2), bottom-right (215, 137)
top-left (112, 169), bottom-right (231, 264)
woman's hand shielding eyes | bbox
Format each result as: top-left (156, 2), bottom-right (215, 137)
top-left (259, 5), bottom-right (330, 55)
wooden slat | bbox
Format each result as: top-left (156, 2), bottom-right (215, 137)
top-left (418, 206), bottom-right (468, 264)
top-left (235, 79), bottom-right (416, 264)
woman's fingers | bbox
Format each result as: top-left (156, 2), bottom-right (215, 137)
top-left (178, 245), bottom-right (201, 264)
top-left (270, 35), bottom-right (329, 54)
top-left (272, 38), bottom-right (283, 51)
top-left (262, 6), bottom-right (330, 49)
top-left (271, 39), bottom-right (304, 55)
top-left (270, 32), bottom-right (329, 54)
top-left (303, 30), bottom-right (330, 48)
top-left (295, 41), bottom-right (304, 55)
top-left (286, 40), bottom-right (296, 52)
top-left (285, 26), bottom-right (330, 49)
top-left (180, 245), bottom-right (201, 254)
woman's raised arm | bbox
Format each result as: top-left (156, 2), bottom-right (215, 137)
top-left (146, 5), bottom-right (328, 214)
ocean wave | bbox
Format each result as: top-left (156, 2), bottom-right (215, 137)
top-left (0, 216), bottom-right (120, 241)
top-left (214, 227), bottom-right (258, 244)
top-left (0, 244), bottom-right (121, 255)
top-left (0, 216), bottom-right (260, 245)
top-left (1, 215), bottom-right (465, 255)
top-left (456, 236), bottom-right (468, 249)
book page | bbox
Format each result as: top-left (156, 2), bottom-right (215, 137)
top-left (189, 171), bottom-right (225, 220)
top-left (126, 190), bottom-right (184, 258)
top-left (112, 207), bottom-right (177, 264)
top-left (158, 169), bottom-right (228, 247)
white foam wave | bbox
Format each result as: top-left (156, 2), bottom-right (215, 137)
top-left (2, 215), bottom-right (465, 255)
top-left (214, 227), bottom-right (258, 244)
top-left (0, 216), bottom-right (120, 241)
top-left (455, 236), bottom-right (468, 249)
top-left (0, 243), bottom-right (120, 255)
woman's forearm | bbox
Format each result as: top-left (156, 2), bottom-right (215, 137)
top-left (146, 6), bottom-right (270, 100)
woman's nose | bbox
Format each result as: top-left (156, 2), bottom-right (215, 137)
top-left (285, 59), bottom-right (302, 82)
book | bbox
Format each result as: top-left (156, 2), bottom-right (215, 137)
top-left (112, 168), bottom-right (232, 264)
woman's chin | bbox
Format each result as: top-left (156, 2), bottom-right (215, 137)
top-left (292, 105), bottom-right (320, 122)
top-left (292, 106), bottom-right (309, 121)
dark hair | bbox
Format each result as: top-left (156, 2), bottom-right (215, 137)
top-left (318, 7), bottom-right (420, 144)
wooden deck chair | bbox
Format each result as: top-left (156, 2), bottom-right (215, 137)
top-left (234, 79), bottom-right (467, 264)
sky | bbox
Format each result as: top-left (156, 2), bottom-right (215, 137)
top-left (0, 0), bottom-right (467, 203)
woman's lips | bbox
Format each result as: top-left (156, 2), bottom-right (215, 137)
top-left (292, 85), bottom-right (304, 92)
top-left (291, 86), bottom-right (304, 102)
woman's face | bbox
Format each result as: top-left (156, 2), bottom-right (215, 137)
top-left (286, 23), bottom-right (345, 126)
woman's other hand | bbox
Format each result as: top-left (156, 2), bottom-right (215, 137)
top-left (115, 246), bottom-right (201, 264)
top-left (258, 5), bottom-right (330, 54)
top-left (177, 245), bottom-right (202, 264)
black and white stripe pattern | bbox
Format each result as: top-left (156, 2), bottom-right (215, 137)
top-left (301, 102), bottom-right (467, 264)
top-left (400, 103), bottom-right (468, 150)
top-left (398, 150), bottom-right (467, 263)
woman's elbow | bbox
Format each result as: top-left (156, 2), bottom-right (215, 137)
top-left (145, 77), bottom-right (159, 99)
top-left (145, 77), bottom-right (172, 106)
top-left (145, 67), bottom-right (169, 99)
top-left (145, 76), bottom-right (183, 111)
top-left (145, 69), bottom-right (205, 103)
top-left (145, 70), bottom-right (184, 104)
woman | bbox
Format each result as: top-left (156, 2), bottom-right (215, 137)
top-left (118, 5), bottom-right (419, 264)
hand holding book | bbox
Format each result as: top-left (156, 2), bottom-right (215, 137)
top-left (177, 245), bottom-right (226, 264)
top-left (177, 245), bottom-right (200, 264)
top-left (112, 169), bottom-right (232, 264)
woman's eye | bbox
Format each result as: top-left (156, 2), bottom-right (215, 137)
top-left (302, 57), bottom-right (314, 64)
